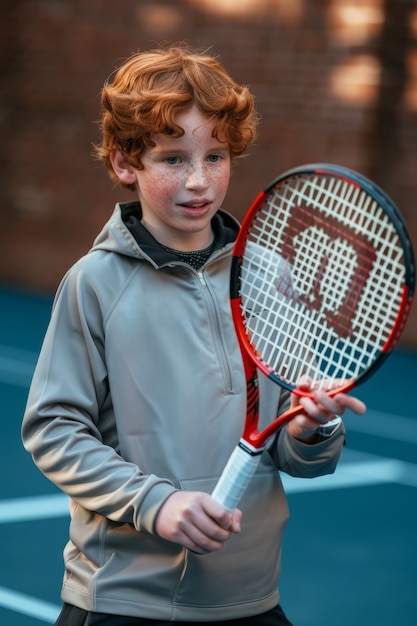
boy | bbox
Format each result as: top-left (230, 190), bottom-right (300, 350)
top-left (22, 45), bottom-right (366, 625)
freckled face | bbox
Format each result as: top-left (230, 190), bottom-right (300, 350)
top-left (131, 105), bottom-right (231, 251)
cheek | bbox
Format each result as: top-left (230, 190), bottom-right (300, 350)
top-left (141, 172), bottom-right (180, 203)
top-left (216, 167), bottom-right (231, 197)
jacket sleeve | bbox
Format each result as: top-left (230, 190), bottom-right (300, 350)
top-left (269, 391), bottom-right (346, 478)
top-left (21, 261), bottom-right (176, 534)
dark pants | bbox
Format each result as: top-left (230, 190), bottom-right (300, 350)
top-left (55, 603), bottom-right (294, 625)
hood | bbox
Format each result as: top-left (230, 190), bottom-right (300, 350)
top-left (91, 201), bottom-right (240, 268)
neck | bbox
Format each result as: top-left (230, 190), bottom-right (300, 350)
top-left (140, 220), bottom-right (214, 252)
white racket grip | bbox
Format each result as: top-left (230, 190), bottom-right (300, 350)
top-left (211, 443), bottom-right (262, 513)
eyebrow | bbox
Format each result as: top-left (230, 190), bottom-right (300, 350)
top-left (151, 144), bottom-right (229, 156)
top-left (151, 133), bottom-right (229, 151)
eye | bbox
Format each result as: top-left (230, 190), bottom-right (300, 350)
top-left (207, 154), bottom-right (222, 163)
top-left (166, 156), bottom-right (181, 165)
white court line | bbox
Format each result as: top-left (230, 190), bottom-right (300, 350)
top-left (281, 457), bottom-right (417, 493)
top-left (0, 586), bottom-right (60, 623)
top-left (0, 345), bottom-right (37, 388)
top-left (1, 457), bottom-right (417, 526)
top-left (344, 409), bottom-right (417, 444)
top-left (0, 493), bottom-right (69, 524)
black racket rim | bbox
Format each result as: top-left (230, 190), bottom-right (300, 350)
top-left (230, 163), bottom-right (416, 392)
top-left (264, 163), bottom-right (415, 297)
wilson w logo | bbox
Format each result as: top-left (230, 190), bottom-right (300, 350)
top-left (278, 205), bottom-right (376, 337)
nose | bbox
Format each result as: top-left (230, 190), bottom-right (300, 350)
top-left (185, 160), bottom-right (209, 191)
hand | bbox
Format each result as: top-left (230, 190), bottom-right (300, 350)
top-left (154, 491), bottom-right (242, 554)
top-left (287, 376), bottom-right (366, 442)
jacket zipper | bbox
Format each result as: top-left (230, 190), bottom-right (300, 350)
top-left (195, 268), bottom-right (234, 393)
top-left (164, 261), bottom-right (234, 393)
top-left (197, 270), bottom-right (206, 287)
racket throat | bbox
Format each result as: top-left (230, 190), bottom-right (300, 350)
top-left (238, 439), bottom-right (265, 456)
top-left (241, 375), bottom-right (263, 449)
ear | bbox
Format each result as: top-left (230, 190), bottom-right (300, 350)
top-left (110, 149), bottom-right (137, 186)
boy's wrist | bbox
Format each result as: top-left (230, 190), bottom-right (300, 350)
top-left (317, 416), bottom-right (342, 438)
top-left (291, 416), bottom-right (343, 445)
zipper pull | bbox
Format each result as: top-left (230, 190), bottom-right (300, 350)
top-left (197, 271), bottom-right (207, 287)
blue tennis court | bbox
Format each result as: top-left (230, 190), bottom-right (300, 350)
top-left (1, 285), bottom-right (416, 625)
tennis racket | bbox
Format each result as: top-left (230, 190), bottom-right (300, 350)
top-left (212, 163), bottom-right (415, 513)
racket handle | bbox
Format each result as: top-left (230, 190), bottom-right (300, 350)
top-left (211, 443), bottom-right (262, 513)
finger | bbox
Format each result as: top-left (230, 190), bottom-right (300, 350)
top-left (313, 390), bottom-right (343, 416)
top-left (190, 500), bottom-right (236, 540)
top-left (296, 375), bottom-right (313, 390)
top-left (313, 378), bottom-right (348, 392)
top-left (299, 394), bottom-right (336, 424)
top-left (179, 530), bottom-right (225, 555)
top-left (287, 413), bottom-right (326, 440)
top-left (229, 508), bottom-right (242, 534)
top-left (291, 377), bottom-right (312, 409)
top-left (180, 518), bottom-right (233, 554)
top-left (155, 492), bottom-right (235, 554)
top-left (315, 390), bottom-right (366, 417)
top-left (333, 393), bottom-right (367, 415)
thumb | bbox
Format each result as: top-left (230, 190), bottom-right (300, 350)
top-left (230, 508), bottom-right (242, 534)
top-left (291, 375), bottom-right (312, 408)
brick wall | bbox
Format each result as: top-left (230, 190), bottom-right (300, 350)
top-left (1, 0), bottom-right (416, 345)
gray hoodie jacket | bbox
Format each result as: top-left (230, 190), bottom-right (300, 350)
top-left (22, 202), bottom-right (345, 621)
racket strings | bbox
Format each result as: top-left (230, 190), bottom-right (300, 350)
top-left (240, 173), bottom-right (406, 387)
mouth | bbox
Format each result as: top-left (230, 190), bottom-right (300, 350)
top-left (180, 199), bottom-right (211, 209)
top-left (179, 199), bottom-right (213, 216)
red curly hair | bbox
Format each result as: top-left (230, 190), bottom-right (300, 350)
top-left (95, 45), bottom-right (258, 190)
